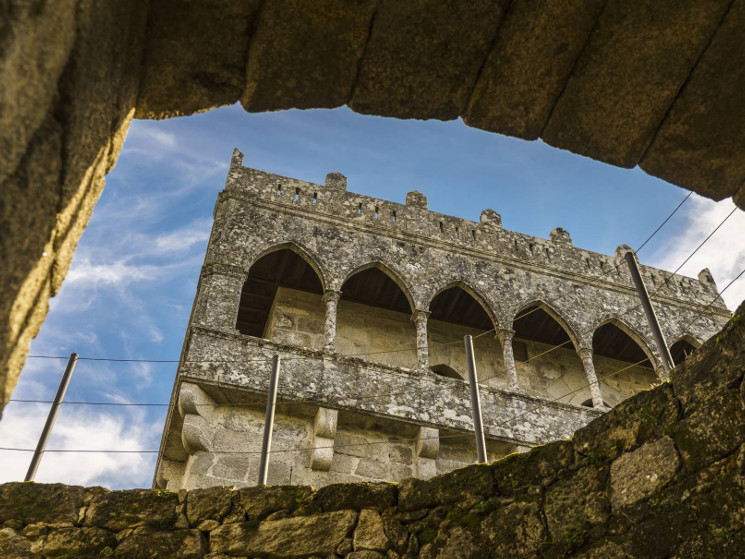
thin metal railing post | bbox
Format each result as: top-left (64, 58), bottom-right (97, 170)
top-left (258, 354), bottom-right (281, 486)
top-left (464, 335), bottom-right (487, 463)
top-left (25, 353), bottom-right (78, 481)
top-left (623, 251), bottom-right (675, 372)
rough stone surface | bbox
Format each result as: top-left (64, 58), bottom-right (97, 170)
top-left (641, 0), bottom-right (745, 200)
top-left (136, 0), bottom-right (261, 118)
top-left (241, 0), bottom-right (377, 112)
top-left (0, 483), bottom-right (84, 526)
top-left (3, 1), bottom-right (745, 421)
top-left (464, 0), bottom-right (605, 139)
top-left (610, 436), bottom-right (680, 510)
top-left (543, 0), bottom-right (732, 168)
top-left (210, 510), bottom-right (357, 556)
top-left (354, 509), bottom-right (389, 551)
top-left (350, 0), bottom-right (507, 120)
top-left (83, 489), bottom-right (178, 532)
top-left (0, 299), bottom-right (743, 556)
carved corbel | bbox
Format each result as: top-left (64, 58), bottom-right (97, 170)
top-left (178, 383), bottom-right (216, 452)
top-left (311, 407), bottom-right (338, 471)
top-left (415, 427), bottom-right (439, 479)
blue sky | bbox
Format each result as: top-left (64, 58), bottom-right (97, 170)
top-left (2, 104), bottom-right (743, 488)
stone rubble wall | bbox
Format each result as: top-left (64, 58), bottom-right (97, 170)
top-left (2, 301), bottom-right (744, 558)
top-left (3, 0), bottom-right (745, 420)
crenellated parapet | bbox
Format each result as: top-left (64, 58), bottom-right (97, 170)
top-left (224, 149), bottom-right (726, 316)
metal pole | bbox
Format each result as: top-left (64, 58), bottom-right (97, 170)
top-left (464, 335), bottom-right (487, 463)
top-left (623, 251), bottom-right (675, 372)
top-left (258, 354), bottom-right (281, 485)
top-left (25, 353), bottom-right (78, 481)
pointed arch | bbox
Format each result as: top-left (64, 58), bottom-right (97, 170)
top-left (237, 243), bottom-right (326, 339)
top-left (249, 241), bottom-right (328, 292)
top-left (670, 334), bottom-right (701, 366)
top-left (427, 280), bottom-right (498, 331)
top-left (592, 317), bottom-right (657, 369)
top-left (340, 261), bottom-right (415, 313)
top-left (512, 298), bottom-right (581, 351)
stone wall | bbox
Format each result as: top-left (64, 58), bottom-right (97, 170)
top-left (159, 401), bottom-right (517, 491)
top-left (2, 301), bottom-right (744, 558)
top-left (3, 0), bottom-right (745, 420)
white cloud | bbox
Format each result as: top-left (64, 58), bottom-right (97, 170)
top-left (649, 194), bottom-right (745, 311)
top-left (0, 403), bottom-right (160, 489)
top-left (66, 259), bottom-right (159, 288)
top-left (151, 221), bottom-right (211, 254)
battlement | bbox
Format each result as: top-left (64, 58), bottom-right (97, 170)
top-left (225, 149), bottom-right (726, 313)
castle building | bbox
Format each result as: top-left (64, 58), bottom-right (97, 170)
top-left (154, 149), bottom-right (729, 490)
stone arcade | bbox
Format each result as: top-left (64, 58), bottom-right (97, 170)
top-left (154, 150), bottom-right (729, 490)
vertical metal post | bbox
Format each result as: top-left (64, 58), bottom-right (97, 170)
top-left (258, 354), bottom-right (281, 486)
top-left (25, 353), bottom-right (78, 482)
top-left (464, 335), bottom-right (487, 463)
top-left (624, 251), bottom-right (675, 372)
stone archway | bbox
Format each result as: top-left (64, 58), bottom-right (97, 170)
top-left (2, 1), bottom-right (744, 415)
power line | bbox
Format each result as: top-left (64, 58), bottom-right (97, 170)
top-left (635, 191), bottom-right (692, 254)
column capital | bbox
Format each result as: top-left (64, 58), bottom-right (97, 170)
top-left (577, 345), bottom-right (593, 356)
top-left (496, 327), bottom-right (515, 340)
top-left (322, 289), bottom-right (342, 303)
top-left (411, 309), bottom-right (431, 322)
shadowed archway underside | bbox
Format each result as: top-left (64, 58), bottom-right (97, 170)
top-left (2, 0), bottom-right (744, 414)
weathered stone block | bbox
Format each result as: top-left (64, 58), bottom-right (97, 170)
top-left (185, 486), bottom-right (234, 527)
top-left (83, 489), bottom-right (178, 532)
top-left (492, 440), bottom-right (575, 497)
top-left (354, 509), bottom-right (390, 552)
top-left (640, 0), bottom-right (745, 200)
top-left (356, 458), bottom-right (390, 480)
top-left (236, 485), bottom-right (315, 520)
top-left (398, 463), bottom-right (495, 511)
top-left (31, 527), bottom-right (116, 558)
top-left (610, 436), bottom-right (680, 511)
top-left (0, 483), bottom-right (84, 526)
top-left (137, 0), bottom-right (261, 118)
top-left (241, 0), bottom-right (377, 111)
top-left (544, 466), bottom-right (609, 542)
top-left (543, 0), bottom-right (731, 168)
top-left (351, 0), bottom-right (508, 120)
top-left (0, 0), bottom-right (75, 183)
top-left (464, 0), bottom-right (605, 139)
top-left (113, 529), bottom-right (204, 559)
top-left (573, 384), bottom-right (679, 461)
top-left (671, 390), bottom-right (745, 472)
top-left (210, 510), bottom-right (357, 556)
top-left (482, 501), bottom-right (546, 557)
top-left (314, 482), bottom-right (397, 513)
top-left (0, 527), bottom-right (33, 558)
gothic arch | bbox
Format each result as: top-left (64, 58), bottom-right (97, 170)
top-left (247, 241), bottom-right (328, 292)
top-left (339, 261), bottom-right (416, 313)
top-left (512, 298), bottom-right (582, 351)
top-left (592, 317), bottom-right (658, 370)
top-left (427, 280), bottom-right (499, 331)
top-left (670, 334), bottom-right (702, 366)
top-left (672, 333), bottom-right (702, 349)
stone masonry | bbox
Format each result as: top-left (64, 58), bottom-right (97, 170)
top-left (2, 298), bottom-right (745, 558)
top-left (4, 0), bottom-right (745, 428)
top-left (154, 150), bottom-right (729, 491)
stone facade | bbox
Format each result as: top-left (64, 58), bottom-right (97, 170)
top-left (3, 298), bottom-right (745, 558)
top-left (154, 150), bottom-right (729, 490)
